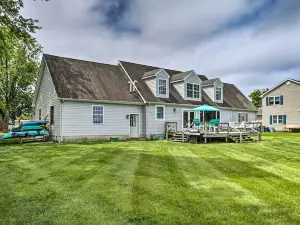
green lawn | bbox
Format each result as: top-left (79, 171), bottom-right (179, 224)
top-left (1, 133), bottom-right (300, 224)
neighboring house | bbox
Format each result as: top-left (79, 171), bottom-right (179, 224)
top-left (32, 54), bottom-right (257, 142)
top-left (256, 107), bottom-right (262, 122)
top-left (262, 79), bottom-right (300, 131)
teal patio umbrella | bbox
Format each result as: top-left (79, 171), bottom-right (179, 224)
top-left (192, 104), bottom-right (219, 122)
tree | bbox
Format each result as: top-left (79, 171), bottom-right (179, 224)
top-left (0, 30), bottom-right (41, 132)
top-left (0, 0), bottom-right (48, 59)
top-left (249, 89), bottom-right (269, 108)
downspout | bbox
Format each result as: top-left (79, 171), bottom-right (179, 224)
top-left (60, 99), bottom-right (64, 142)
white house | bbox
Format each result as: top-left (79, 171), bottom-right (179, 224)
top-left (32, 54), bottom-right (257, 142)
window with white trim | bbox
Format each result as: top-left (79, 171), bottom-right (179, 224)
top-left (216, 88), bottom-right (222, 101)
top-left (187, 83), bottom-right (200, 99)
top-left (194, 84), bottom-right (200, 98)
top-left (156, 106), bottom-right (165, 120)
top-left (273, 115), bottom-right (283, 124)
top-left (93, 106), bottom-right (104, 124)
top-left (268, 96), bottom-right (281, 105)
top-left (158, 79), bottom-right (167, 95)
top-left (238, 113), bottom-right (248, 123)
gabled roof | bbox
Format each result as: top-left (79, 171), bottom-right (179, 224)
top-left (142, 69), bottom-right (162, 79)
top-left (202, 78), bottom-right (219, 86)
top-left (262, 78), bottom-right (300, 97)
top-left (39, 54), bottom-right (255, 110)
top-left (120, 61), bottom-right (256, 110)
top-left (43, 54), bottom-right (143, 102)
top-left (170, 71), bottom-right (193, 83)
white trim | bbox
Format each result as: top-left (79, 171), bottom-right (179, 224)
top-left (238, 112), bottom-right (249, 123)
top-left (215, 87), bottom-right (222, 101)
top-left (186, 82), bottom-right (201, 99)
top-left (271, 115), bottom-right (284, 124)
top-left (262, 79), bottom-right (300, 97)
top-left (157, 78), bottom-right (167, 95)
top-left (267, 96), bottom-right (281, 105)
top-left (128, 113), bottom-right (140, 138)
top-left (155, 105), bottom-right (165, 121)
top-left (60, 100), bottom-right (63, 142)
top-left (118, 61), bottom-right (146, 103)
top-left (92, 105), bottom-right (104, 124)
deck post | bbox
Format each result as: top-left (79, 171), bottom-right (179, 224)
top-left (240, 133), bottom-right (243, 143)
top-left (182, 132), bottom-right (184, 143)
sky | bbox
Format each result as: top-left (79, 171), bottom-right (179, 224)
top-left (22, 0), bottom-right (300, 95)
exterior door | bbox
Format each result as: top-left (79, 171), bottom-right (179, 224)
top-left (130, 114), bottom-right (139, 138)
top-left (183, 111), bottom-right (195, 128)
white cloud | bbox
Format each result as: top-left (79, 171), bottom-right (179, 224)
top-left (22, 0), bottom-right (300, 95)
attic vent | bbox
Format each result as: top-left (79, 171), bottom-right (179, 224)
top-left (129, 80), bottom-right (138, 93)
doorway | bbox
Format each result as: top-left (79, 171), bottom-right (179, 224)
top-left (183, 111), bottom-right (195, 128)
top-left (130, 114), bottom-right (139, 138)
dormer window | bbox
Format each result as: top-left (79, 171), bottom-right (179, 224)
top-left (187, 83), bottom-right (200, 99)
top-left (158, 79), bottom-right (167, 95)
top-left (216, 88), bottom-right (222, 101)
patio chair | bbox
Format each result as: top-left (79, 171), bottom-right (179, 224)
top-left (209, 119), bottom-right (220, 133)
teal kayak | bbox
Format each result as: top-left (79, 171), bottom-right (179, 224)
top-left (1, 130), bottom-right (49, 140)
top-left (21, 126), bottom-right (44, 131)
top-left (22, 120), bottom-right (49, 126)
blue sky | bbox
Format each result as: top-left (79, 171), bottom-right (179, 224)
top-left (22, 0), bottom-right (300, 95)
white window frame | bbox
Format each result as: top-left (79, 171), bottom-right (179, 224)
top-left (158, 79), bottom-right (167, 95)
top-left (92, 105), bottom-right (104, 124)
top-left (268, 96), bottom-right (280, 105)
top-left (216, 87), bottom-right (222, 101)
top-left (272, 115), bottom-right (283, 124)
top-left (155, 105), bottom-right (165, 120)
top-left (186, 83), bottom-right (200, 99)
top-left (238, 112), bottom-right (248, 123)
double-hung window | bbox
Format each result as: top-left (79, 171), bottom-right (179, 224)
top-left (267, 96), bottom-right (283, 105)
top-left (156, 106), bottom-right (165, 120)
top-left (216, 88), bottom-right (222, 101)
top-left (187, 83), bottom-right (200, 99)
top-left (93, 106), bottom-right (104, 124)
top-left (272, 115), bottom-right (283, 124)
top-left (238, 113), bottom-right (248, 123)
top-left (194, 84), bottom-right (200, 98)
top-left (158, 79), bottom-right (167, 95)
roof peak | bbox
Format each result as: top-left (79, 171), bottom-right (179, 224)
top-left (43, 54), bottom-right (117, 67)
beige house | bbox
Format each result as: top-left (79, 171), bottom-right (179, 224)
top-left (262, 79), bottom-right (300, 131)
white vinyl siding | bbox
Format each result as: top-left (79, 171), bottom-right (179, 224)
top-left (61, 102), bottom-right (145, 137)
top-left (34, 62), bottom-right (61, 137)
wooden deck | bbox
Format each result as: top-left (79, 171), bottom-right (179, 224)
top-left (166, 122), bottom-right (262, 144)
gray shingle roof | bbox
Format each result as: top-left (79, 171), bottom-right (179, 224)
top-left (120, 61), bottom-right (256, 110)
top-left (202, 78), bottom-right (218, 86)
top-left (170, 71), bottom-right (193, 82)
top-left (44, 54), bottom-right (143, 102)
top-left (142, 69), bottom-right (162, 79)
top-left (42, 54), bottom-right (255, 110)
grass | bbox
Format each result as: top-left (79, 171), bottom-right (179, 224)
top-left (1, 133), bottom-right (300, 224)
